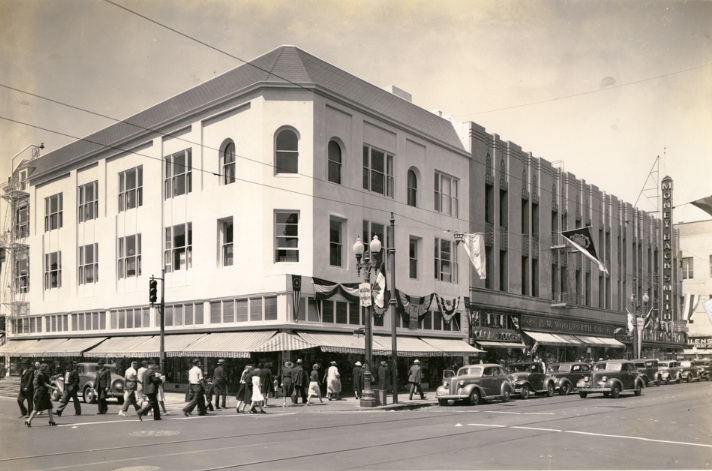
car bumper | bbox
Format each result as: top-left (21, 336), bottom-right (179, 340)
top-left (579, 387), bottom-right (611, 393)
top-left (436, 394), bottom-right (470, 400)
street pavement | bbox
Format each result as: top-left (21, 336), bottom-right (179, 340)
top-left (1, 381), bottom-right (711, 470)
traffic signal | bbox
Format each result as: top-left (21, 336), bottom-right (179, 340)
top-left (149, 279), bottom-right (158, 304)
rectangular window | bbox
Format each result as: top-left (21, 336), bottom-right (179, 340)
top-left (222, 300), bottom-right (234, 323)
top-left (423, 311), bottom-right (432, 330)
top-left (275, 211), bottom-right (299, 262)
top-left (322, 301), bottom-right (334, 323)
top-left (362, 145), bottom-right (394, 197)
top-left (164, 223), bottom-right (192, 272)
top-left (336, 301), bottom-right (348, 324)
top-left (78, 181), bottom-right (98, 222)
top-left (220, 218), bottom-right (233, 267)
top-left (362, 220), bottom-right (385, 256)
top-left (44, 193), bottom-right (63, 232)
top-left (164, 149), bottom-right (192, 199)
top-left (330, 219), bottom-right (342, 267)
top-left (682, 257), bottom-right (694, 279)
top-left (409, 238), bottom-right (418, 279)
top-left (44, 251), bottom-right (62, 290)
top-left (349, 301), bottom-right (360, 325)
top-left (118, 234), bottom-right (141, 279)
top-left (210, 301), bottom-right (221, 324)
top-left (194, 304), bottom-right (204, 325)
top-left (119, 166), bottom-right (143, 211)
top-left (15, 204), bottom-right (29, 239)
top-left (236, 299), bottom-right (248, 322)
top-left (485, 247), bottom-right (494, 289)
top-left (250, 297), bottom-right (262, 321)
top-left (500, 251), bottom-right (508, 292)
top-left (532, 259), bottom-right (539, 297)
top-left (15, 252), bottom-right (29, 293)
top-left (521, 257), bottom-right (528, 295)
top-left (434, 172), bottom-right (459, 217)
top-left (499, 190), bottom-right (508, 227)
top-left (78, 243), bottom-right (99, 285)
top-left (308, 299), bottom-right (320, 322)
top-left (434, 238), bottom-right (458, 283)
top-left (521, 200), bottom-right (529, 235)
top-left (485, 186), bottom-right (494, 224)
top-left (265, 296), bottom-right (277, 321)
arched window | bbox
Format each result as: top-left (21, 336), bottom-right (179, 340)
top-left (223, 141), bottom-right (235, 185)
top-left (275, 129), bottom-right (299, 174)
top-left (407, 168), bottom-right (418, 207)
top-left (328, 140), bottom-right (342, 184)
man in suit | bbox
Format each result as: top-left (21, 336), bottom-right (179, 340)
top-left (291, 360), bottom-right (305, 404)
top-left (56, 361), bottom-right (81, 417)
top-left (378, 360), bottom-right (391, 393)
top-left (352, 362), bottom-right (364, 400)
top-left (258, 363), bottom-right (274, 407)
top-left (408, 359), bottom-right (425, 400)
top-left (17, 360), bottom-right (34, 418)
top-left (212, 359), bottom-right (227, 410)
top-left (138, 361), bottom-right (162, 421)
top-left (95, 360), bottom-right (112, 415)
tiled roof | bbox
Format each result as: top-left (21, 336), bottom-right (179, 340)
top-left (31, 46), bottom-right (464, 178)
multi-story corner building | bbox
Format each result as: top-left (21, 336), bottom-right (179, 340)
top-left (678, 219), bottom-right (712, 357)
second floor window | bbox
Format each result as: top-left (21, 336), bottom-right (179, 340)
top-left (363, 145), bottom-right (394, 197)
top-left (15, 252), bottom-right (29, 293)
top-left (15, 204), bottom-right (29, 239)
top-left (165, 149), bottom-right (192, 199)
top-left (682, 257), bottom-right (694, 279)
top-left (409, 238), bottom-right (418, 279)
top-left (221, 219), bottom-right (233, 267)
top-left (407, 169), bottom-right (418, 207)
top-left (330, 219), bottom-right (342, 267)
top-left (118, 234), bottom-right (142, 279)
top-left (434, 238), bottom-right (458, 283)
top-left (44, 193), bottom-right (63, 232)
top-left (165, 223), bottom-right (192, 272)
top-left (434, 172), bottom-right (459, 217)
top-left (78, 243), bottom-right (98, 285)
top-left (328, 140), bottom-right (342, 184)
top-left (78, 181), bottom-right (98, 222)
top-left (275, 129), bottom-right (299, 174)
top-left (119, 166), bottom-right (143, 211)
top-left (44, 251), bottom-right (62, 290)
top-left (275, 211), bottom-right (299, 262)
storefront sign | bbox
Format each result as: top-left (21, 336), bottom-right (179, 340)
top-left (359, 282), bottom-right (372, 307)
top-left (661, 176), bottom-right (673, 322)
top-left (691, 337), bottom-right (712, 348)
top-left (674, 320), bottom-right (687, 333)
top-left (520, 314), bottom-right (617, 336)
top-left (470, 327), bottom-right (522, 342)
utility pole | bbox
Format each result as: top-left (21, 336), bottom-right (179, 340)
top-left (389, 213), bottom-right (398, 404)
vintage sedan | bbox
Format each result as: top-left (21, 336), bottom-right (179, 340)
top-left (507, 361), bottom-right (556, 399)
top-left (691, 359), bottom-right (712, 381)
top-left (577, 361), bottom-right (644, 398)
top-left (547, 362), bottom-right (592, 395)
top-left (658, 360), bottom-right (682, 384)
top-left (51, 362), bottom-right (125, 404)
top-left (436, 364), bottom-right (513, 406)
top-left (679, 361), bottom-right (701, 383)
top-left (633, 359), bottom-right (661, 386)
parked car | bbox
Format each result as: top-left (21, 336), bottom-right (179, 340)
top-left (577, 360), bottom-right (644, 398)
top-left (51, 362), bottom-right (125, 404)
top-left (691, 359), bottom-right (712, 381)
top-left (507, 361), bottom-right (556, 399)
top-left (436, 364), bottom-right (513, 406)
top-left (547, 362), bottom-right (592, 395)
top-left (633, 359), bottom-right (661, 386)
top-left (679, 361), bottom-right (701, 383)
top-left (658, 360), bottom-right (682, 384)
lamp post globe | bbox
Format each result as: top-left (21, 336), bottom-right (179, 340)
top-left (369, 235), bottom-right (382, 253)
top-left (642, 293), bottom-right (649, 305)
top-left (353, 237), bottom-right (364, 257)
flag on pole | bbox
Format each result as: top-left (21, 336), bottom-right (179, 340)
top-left (455, 233), bottom-right (486, 279)
top-left (292, 275), bottom-right (302, 322)
top-left (561, 227), bottom-right (608, 274)
top-left (372, 249), bottom-right (390, 316)
top-left (690, 195), bottom-right (712, 217)
top-left (683, 294), bottom-right (701, 323)
top-left (703, 298), bottom-right (712, 326)
top-left (644, 307), bottom-right (654, 330)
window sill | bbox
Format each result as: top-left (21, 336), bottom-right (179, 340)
top-left (274, 173), bottom-right (300, 178)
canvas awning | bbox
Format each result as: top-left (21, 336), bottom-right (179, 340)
top-left (253, 332), bottom-right (317, 352)
top-left (126, 334), bottom-right (206, 358)
top-left (42, 337), bottom-right (107, 357)
top-left (373, 335), bottom-right (442, 357)
top-left (297, 332), bottom-right (368, 355)
top-left (418, 337), bottom-right (484, 355)
top-left (523, 331), bottom-right (573, 347)
top-left (83, 336), bottom-right (154, 358)
top-left (476, 341), bottom-right (527, 349)
top-left (19, 338), bottom-right (75, 357)
top-left (555, 334), bottom-right (586, 345)
top-left (180, 331), bottom-right (277, 358)
top-left (0, 340), bottom-right (39, 355)
top-left (576, 335), bottom-right (625, 348)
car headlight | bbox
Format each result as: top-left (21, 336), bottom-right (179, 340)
top-left (458, 380), bottom-right (466, 387)
top-left (600, 376), bottom-right (607, 382)
top-left (443, 380), bottom-right (449, 387)
top-left (583, 376), bottom-right (590, 382)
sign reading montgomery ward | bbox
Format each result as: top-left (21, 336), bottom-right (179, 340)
top-left (661, 176), bottom-right (673, 322)
top-left (520, 314), bottom-right (617, 336)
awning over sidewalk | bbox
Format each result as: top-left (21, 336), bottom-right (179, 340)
top-left (373, 335), bottom-right (443, 357)
top-left (180, 331), bottom-right (276, 358)
top-left (476, 341), bottom-right (526, 349)
top-left (418, 337), bottom-right (484, 355)
top-left (297, 332), bottom-right (367, 355)
top-left (84, 336), bottom-right (154, 358)
top-left (523, 331), bottom-right (573, 347)
top-left (19, 338), bottom-right (74, 358)
top-left (0, 340), bottom-right (38, 355)
top-left (129, 334), bottom-right (206, 358)
top-left (43, 337), bottom-right (107, 357)
top-left (556, 334), bottom-right (586, 346)
top-left (253, 332), bottom-right (317, 352)
top-left (576, 336), bottom-right (625, 348)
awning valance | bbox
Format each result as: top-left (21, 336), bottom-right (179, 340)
top-left (253, 332), bottom-right (317, 352)
top-left (43, 337), bottom-right (107, 357)
top-left (84, 336), bottom-right (155, 358)
top-left (418, 337), bottom-right (484, 355)
top-left (555, 334), bottom-right (586, 346)
top-left (576, 335), bottom-right (625, 348)
top-left (297, 332), bottom-right (368, 355)
top-left (476, 341), bottom-right (526, 349)
top-left (180, 331), bottom-right (276, 358)
top-left (128, 334), bottom-right (206, 358)
top-left (373, 335), bottom-right (442, 357)
top-left (524, 331), bottom-right (572, 347)
top-left (20, 338), bottom-right (75, 358)
top-left (0, 340), bottom-right (39, 355)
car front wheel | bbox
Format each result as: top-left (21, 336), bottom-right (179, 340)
top-left (546, 382), bottom-right (554, 397)
top-left (686, 376), bottom-right (691, 383)
top-left (83, 386), bottom-right (96, 404)
top-left (520, 386), bottom-right (530, 400)
top-left (559, 383), bottom-right (571, 396)
top-left (469, 390), bottom-right (481, 406)
top-left (579, 392), bottom-right (587, 399)
top-left (634, 387), bottom-right (642, 396)
top-left (611, 384), bottom-right (620, 398)
top-left (438, 399), bottom-right (448, 407)
top-left (501, 390), bottom-right (511, 403)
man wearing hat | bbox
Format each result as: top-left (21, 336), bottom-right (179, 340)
top-left (291, 359), bottom-right (306, 404)
top-left (258, 363), bottom-right (274, 407)
top-left (213, 359), bottom-right (227, 410)
top-left (183, 358), bottom-right (208, 416)
top-left (17, 359), bottom-right (34, 418)
top-left (351, 361), bottom-right (364, 400)
top-left (138, 360), bottom-right (163, 420)
top-left (95, 360), bottom-right (112, 414)
top-left (56, 361), bottom-right (81, 417)
top-left (408, 359), bottom-right (425, 400)
top-left (378, 360), bottom-right (391, 393)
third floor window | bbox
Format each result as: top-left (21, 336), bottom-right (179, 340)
top-left (363, 145), bottom-right (394, 198)
top-left (434, 172), bottom-right (458, 217)
top-left (44, 193), bottom-right (63, 232)
top-left (682, 257), bottom-right (694, 279)
top-left (78, 181), bottom-right (98, 222)
top-left (165, 149), bottom-right (192, 199)
top-left (119, 166), bottom-right (143, 211)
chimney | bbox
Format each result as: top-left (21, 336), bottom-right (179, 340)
top-left (384, 85), bottom-right (412, 103)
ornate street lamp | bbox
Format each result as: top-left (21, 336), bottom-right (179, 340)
top-left (353, 235), bottom-right (381, 407)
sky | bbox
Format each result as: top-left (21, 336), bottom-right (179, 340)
top-left (1, 0), bottom-right (711, 222)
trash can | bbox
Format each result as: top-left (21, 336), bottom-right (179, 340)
top-left (375, 389), bottom-right (387, 406)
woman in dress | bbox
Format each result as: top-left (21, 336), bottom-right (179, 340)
top-left (25, 364), bottom-right (57, 427)
top-left (281, 361), bottom-right (294, 407)
top-left (249, 368), bottom-right (266, 414)
top-left (306, 364), bottom-right (324, 405)
top-left (326, 361), bottom-right (341, 401)
top-left (235, 364), bottom-right (252, 414)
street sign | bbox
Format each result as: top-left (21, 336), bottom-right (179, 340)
top-left (359, 282), bottom-right (372, 307)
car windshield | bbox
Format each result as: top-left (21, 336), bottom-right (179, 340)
top-left (458, 367), bottom-right (483, 377)
top-left (548, 365), bottom-right (560, 373)
top-left (595, 363), bottom-right (622, 372)
top-left (554, 364), bottom-right (571, 373)
top-left (509, 364), bottom-right (532, 373)
top-left (659, 362), bottom-right (669, 367)
top-left (681, 361), bottom-right (692, 367)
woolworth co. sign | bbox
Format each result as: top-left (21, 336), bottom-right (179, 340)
top-left (520, 314), bottom-right (616, 337)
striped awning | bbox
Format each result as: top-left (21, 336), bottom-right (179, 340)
top-left (476, 341), bottom-right (527, 349)
top-left (297, 332), bottom-right (370, 355)
top-left (373, 335), bottom-right (442, 357)
top-left (42, 337), bottom-right (107, 357)
top-left (524, 331), bottom-right (573, 347)
top-left (84, 336), bottom-right (154, 358)
top-left (252, 332), bottom-right (317, 352)
top-left (19, 338), bottom-right (75, 358)
top-left (555, 334), bottom-right (586, 345)
top-left (179, 331), bottom-right (277, 358)
top-left (0, 340), bottom-right (37, 355)
top-left (419, 337), bottom-right (485, 355)
top-left (127, 334), bottom-right (206, 358)
top-left (584, 336), bottom-right (625, 348)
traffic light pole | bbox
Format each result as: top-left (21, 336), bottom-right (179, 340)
top-left (160, 268), bottom-right (165, 373)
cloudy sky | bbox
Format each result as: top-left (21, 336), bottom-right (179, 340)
top-left (1, 0), bottom-right (710, 222)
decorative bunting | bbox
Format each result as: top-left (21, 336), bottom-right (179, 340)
top-left (292, 275), bottom-right (302, 322)
top-left (312, 277), bottom-right (361, 302)
top-left (435, 295), bottom-right (460, 322)
top-left (396, 290), bottom-right (435, 330)
top-left (683, 294), bottom-right (700, 323)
